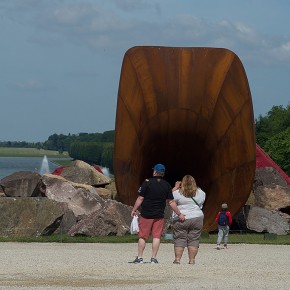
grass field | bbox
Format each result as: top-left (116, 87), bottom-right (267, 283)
top-left (54, 159), bottom-right (73, 166)
top-left (0, 147), bottom-right (69, 158)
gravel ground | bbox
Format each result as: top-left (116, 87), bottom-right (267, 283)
top-left (0, 242), bottom-right (289, 289)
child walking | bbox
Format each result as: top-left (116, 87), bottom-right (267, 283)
top-left (215, 203), bottom-right (232, 250)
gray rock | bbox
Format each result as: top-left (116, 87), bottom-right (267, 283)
top-left (34, 174), bottom-right (105, 217)
top-left (95, 187), bottom-right (113, 199)
top-left (32, 173), bottom-right (133, 236)
top-left (254, 167), bottom-right (287, 189)
top-left (246, 206), bottom-right (289, 235)
top-left (105, 180), bottom-right (119, 200)
top-left (51, 202), bottom-right (77, 234)
top-left (233, 167), bottom-right (290, 234)
top-left (0, 186), bottom-right (5, 197)
top-left (0, 171), bottom-right (41, 197)
top-left (68, 200), bottom-right (132, 236)
top-left (253, 184), bottom-right (290, 210)
top-left (0, 197), bottom-right (66, 237)
top-left (60, 160), bottom-right (110, 186)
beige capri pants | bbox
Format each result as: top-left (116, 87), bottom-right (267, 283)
top-left (173, 216), bottom-right (204, 248)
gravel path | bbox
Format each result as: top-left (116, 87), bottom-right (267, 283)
top-left (0, 242), bottom-right (289, 289)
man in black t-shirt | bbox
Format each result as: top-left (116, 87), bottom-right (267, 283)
top-left (131, 164), bottom-right (185, 264)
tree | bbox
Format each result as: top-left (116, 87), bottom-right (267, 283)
top-left (69, 142), bottom-right (103, 164)
top-left (255, 103), bottom-right (290, 175)
top-left (101, 130), bottom-right (115, 142)
top-left (255, 104), bottom-right (290, 148)
top-left (264, 128), bottom-right (290, 175)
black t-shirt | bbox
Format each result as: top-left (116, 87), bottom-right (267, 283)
top-left (138, 176), bottom-right (173, 219)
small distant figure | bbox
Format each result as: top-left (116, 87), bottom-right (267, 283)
top-left (215, 203), bottom-right (232, 250)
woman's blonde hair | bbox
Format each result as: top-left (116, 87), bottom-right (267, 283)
top-left (180, 175), bottom-right (197, 198)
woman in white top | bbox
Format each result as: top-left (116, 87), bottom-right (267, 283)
top-left (172, 175), bottom-right (206, 264)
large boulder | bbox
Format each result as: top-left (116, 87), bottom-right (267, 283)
top-left (0, 197), bottom-right (67, 237)
top-left (68, 200), bottom-right (132, 236)
top-left (59, 160), bottom-right (110, 186)
top-left (33, 174), bottom-right (105, 217)
top-left (0, 171), bottom-right (41, 197)
top-left (246, 206), bottom-right (289, 235)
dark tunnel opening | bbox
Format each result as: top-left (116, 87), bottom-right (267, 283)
top-left (139, 133), bottom-right (212, 191)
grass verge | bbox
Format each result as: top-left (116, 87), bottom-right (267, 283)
top-left (0, 233), bottom-right (289, 245)
top-left (0, 234), bottom-right (139, 243)
top-left (200, 232), bottom-right (290, 245)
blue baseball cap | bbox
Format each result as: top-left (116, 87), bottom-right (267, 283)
top-left (152, 164), bottom-right (165, 172)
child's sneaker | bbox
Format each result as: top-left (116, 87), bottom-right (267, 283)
top-left (151, 257), bottom-right (159, 264)
top-left (216, 244), bottom-right (220, 250)
top-left (133, 257), bottom-right (143, 264)
top-left (224, 244), bottom-right (228, 249)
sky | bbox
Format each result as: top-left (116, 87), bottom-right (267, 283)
top-left (1, 0), bottom-right (290, 142)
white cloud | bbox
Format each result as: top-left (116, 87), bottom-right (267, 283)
top-left (270, 41), bottom-right (290, 62)
top-left (2, 0), bottom-right (290, 67)
top-left (14, 80), bottom-right (44, 90)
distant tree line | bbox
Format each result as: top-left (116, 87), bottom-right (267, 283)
top-left (255, 104), bottom-right (290, 175)
top-left (68, 141), bottom-right (113, 171)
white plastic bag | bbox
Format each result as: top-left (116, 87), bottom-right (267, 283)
top-left (130, 215), bottom-right (139, 235)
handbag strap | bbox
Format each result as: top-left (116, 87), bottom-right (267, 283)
top-left (191, 197), bottom-right (200, 208)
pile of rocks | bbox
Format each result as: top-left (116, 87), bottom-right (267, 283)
top-left (1, 159), bottom-right (289, 237)
top-left (233, 167), bottom-right (290, 235)
top-left (0, 160), bottom-right (132, 237)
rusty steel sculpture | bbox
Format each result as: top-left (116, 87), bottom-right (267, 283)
top-left (114, 46), bottom-right (256, 231)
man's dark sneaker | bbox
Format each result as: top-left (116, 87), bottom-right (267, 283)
top-left (133, 257), bottom-right (143, 264)
top-left (151, 257), bottom-right (158, 264)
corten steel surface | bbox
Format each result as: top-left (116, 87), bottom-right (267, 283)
top-left (114, 46), bottom-right (256, 231)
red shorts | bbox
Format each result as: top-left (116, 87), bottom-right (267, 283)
top-left (138, 216), bottom-right (164, 239)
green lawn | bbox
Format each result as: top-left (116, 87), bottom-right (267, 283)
top-left (200, 232), bottom-right (290, 245)
top-left (0, 147), bottom-right (69, 158)
top-left (53, 159), bottom-right (73, 166)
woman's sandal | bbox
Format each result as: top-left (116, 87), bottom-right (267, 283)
top-left (173, 260), bottom-right (180, 264)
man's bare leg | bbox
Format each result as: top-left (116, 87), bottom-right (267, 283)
top-left (151, 238), bottom-right (160, 258)
top-left (138, 238), bottom-right (146, 257)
